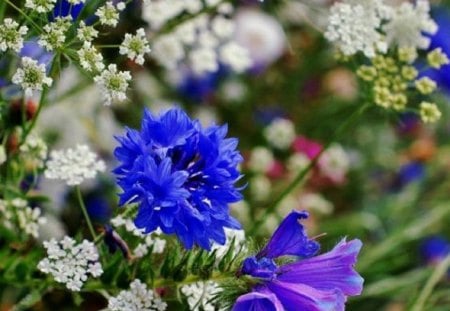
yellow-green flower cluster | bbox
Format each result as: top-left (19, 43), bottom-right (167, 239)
top-left (357, 47), bottom-right (442, 123)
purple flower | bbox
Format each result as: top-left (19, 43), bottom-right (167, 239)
top-left (233, 210), bottom-right (363, 311)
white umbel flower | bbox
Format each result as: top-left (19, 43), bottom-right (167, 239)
top-left (325, 0), bottom-right (389, 57)
top-left (248, 146), bottom-right (275, 173)
top-left (189, 47), bottom-right (218, 74)
top-left (96, 2), bottom-right (122, 27)
top-left (12, 57), bottom-right (53, 97)
top-left (44, 144), bottom-right (106, 186)
top-left (264, 118), bottom-right (296, 150)
top-left (383, 0), bottom-right (437, 49)
top-left (0, 18), bottom-right (28, 52)
top-left (108, 279), bottom-right (167, 311)
top-left (38, 17), bottom-right (71, 51)
top-left (318, 144), bottom-right (350, 184)
top-left (94, 64), bottom-right (132, 106)
top-left (219, 42), bottom-right (252, 73)
top-left (181, 281), bottom-right (221, 311)
top-left (119, 28), bottom-right (151, 65)
top-left (25, 0), bottom-right (57, 13)
top-left (38, 237), bottom-right (103, 291)
top-left (78, 42), bottom-right (105, 72)
top-left (152, 35), bottom-right (185, 69)
top-left (77, 21), bottom-right (99, 42)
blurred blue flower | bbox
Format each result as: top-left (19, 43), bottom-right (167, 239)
top-left (113, 108), bottom-right (243, 250)
top-left (53, 0), bottom-right (84, 19)
top-left (420, 235), bottom-right (450, 265)
top-left (20, 40), bottom-right (53, 69)
top-left (233, 210), bottom-right (363, 311)
top-left (86, 196), bottom-right (112, 223)
top-left (390, 161), bottom-right (425, 192)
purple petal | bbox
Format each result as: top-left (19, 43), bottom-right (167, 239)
top-left (259, 210), bottom-right (320, 259)
top-left (232, 290), bottom-right (284, 311)
top-left (278, 239), bottom-right (364, 297)
top-left (267, 280), bottom-right (345, 311)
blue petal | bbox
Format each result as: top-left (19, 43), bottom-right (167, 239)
top-left (258, 210), bottom-right (320, 259)
top-left (232, 290), bottom-right (284, 311)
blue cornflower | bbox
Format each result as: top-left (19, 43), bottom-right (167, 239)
top-left (113, 108), bottom-right (243, 250)
top-left (233, 210), bottom-right (363, 311)
top-left (420, 235), bottom-right (450, 265)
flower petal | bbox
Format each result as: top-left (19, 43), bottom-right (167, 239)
top-left (278, 239), bottom-right (364, 297)
top-left (232, 290), bottom-right (284, 311)
top-left (258, 210), bottom-right (320, 259)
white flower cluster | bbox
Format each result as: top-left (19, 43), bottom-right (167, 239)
top-left (38, 236), bottom-right (103, 291)
top-left (38, 17), bottom-right (71, 51)
top-left (247, 146), bottom-right (275, 174)
top-left (111, 216), bottom-right (166, 258)
top-left (108, 279), bottom-right (167, 311)
top-left (20, 133), bottom-right (48, 169)
top-left (264, 118), bottom-right (296, 150)
top-left (94, 64), bottom-right (132, 106)
top-left (120, 28), bottom-right (151, 65)
top-left (77, 21), bottom-right (99, 42)
top-left (318, 144), bottom-right (350, 184)
top-left (25, 0), bottom-right (57, 13)
top-left (78, 42), bottom-right (105, 72)
top-left (383, 0), bottom-right (437, 50)
top-left (0, 198), bottom-right (46, 238)
top-left (325, 0), bottom-right (437, 57)
top-left (95, 1), bottom-right (125, 27)
top-left (144, 1), bottom-right (251, 74)
top-left (12, 57), bottom-right (53, 97)
top-left (210, 228), bottom-right (246, 259)
top-left (0, 18), bottom-right (28, 52)
top-left (180, 281), bottom-right (221, 311)
top-left (44, 144), bottom-right (106, 186)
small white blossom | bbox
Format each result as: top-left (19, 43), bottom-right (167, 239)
top-left (264, 118), bottom-right (296, 150)
top-left (0, 18), bottom-right (28, 52)
top-left (420, 101), bottom-right (441, 123)
top-left (219, 42), bottom-right (252, 73)
top-left (44, 144), bottom-right (106, 186)
top-left (0, 145), bottom-right (6, 165)
top-left (77, 21), bottom-right (99, 42)
top-left (120, 28), bottom-right (151, 65)
top-left (210, 228), bottom-right (246, 259)
top-left (108, 279), bottom-right (167, 311)
top-left (25, 0), bottom-right (57, 13)
top-left (190, 47), bottom-right (218, 74)
top-left (383, 0), bottom-right (437, 50)
top-left (94, 64), bottom-right (132, 106)
top-left (96, 2), bottom-right (121, 27)
top-left (152, 35), bottom-right (185, 69)
top-left (38, 17), bottom-right (71, 51)
top-left (250, 175), bottom-right (272, 201)
top-left (20, 133), bottom-right (48, 168)
top-left (211, 16), bottom-right (235, 39)
top-left (78, 42), bottom-right (105, 72)
top-left (181, 281), bottom-right (221, 311)
top-left (325, 0), bottom-right (389, 57)
top-left (298, 192), bottom-right (334, 215)
top-left (38, 237), bottom-right (102, 291)
top-left (17, 205), bottom-right (47, 238)
top-left (12, 57), bottom-right (53, 97)
top-left (318, 144), bottom-right (350, 184)
top-left (248, 147), bottom-right (274, 173)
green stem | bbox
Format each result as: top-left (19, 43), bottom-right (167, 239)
top-left (4, 0), bottom-right (43, 32)
top-left (249, 103), bottom-right (370, 235)
top-left (76, 186), bottom-right (97, 240)
top-left (411, 255), bottom-right (450, 311)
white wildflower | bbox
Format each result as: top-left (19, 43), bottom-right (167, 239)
top-left (211, 16), bottom-right (235, 39)
top-left (152, 35), bottom-right (185, 69)
top-left (96, 2), bottom-right (121, 27)
top-left (20, 133), bottom-right (48, 169)
top-left (0, 18), bottom-right (28, 52)
top-left (298, 192), bottom-right (334, 215)
top-left (181, 281), bottom-right (221, 311)
top-left (264, 118), bottom-right (296, 150)
top-left (94, 64), bottom-right (132, 106)
top-left (189, 47), bottom-right (218, 74)
top-left (108, 279), bottom-right (167, 311)
top-left (383, 0), bottom-right (437, 50)
top-left (210, 228), bottom-right (246, 259)
top-left (248, 147), bottom-right (274, 173)
top-left (287, 153), bottom-right (310, 174)
top-left (25, 0), bottom-right (57, 13)
top-left (420, 101), bottom-right (441, 123)
top-left (17, 205), bottom-right (47, 238)
top-left (78, 42), bottom-right (105, 72)
top-left (325, 0), bottom-right (389, 57)
top-left (250, 175), bottom-right (272, 201)
top-left (44, 144), bottom-right (106, 186)
top-left (318, 144), bottom-right (350, 184)
top-left (77, 21), bottom-right (99, 42)
top-left (219, 42), bottom-right (252, 73)
top-left (38, 237), bottom-right (103, 291)
top-left (119, 28), bottom-right (151, 65)
top-left (12, 57), bottom-right (53, 97)
top-left (38, 17), bottom-right (71, 51)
